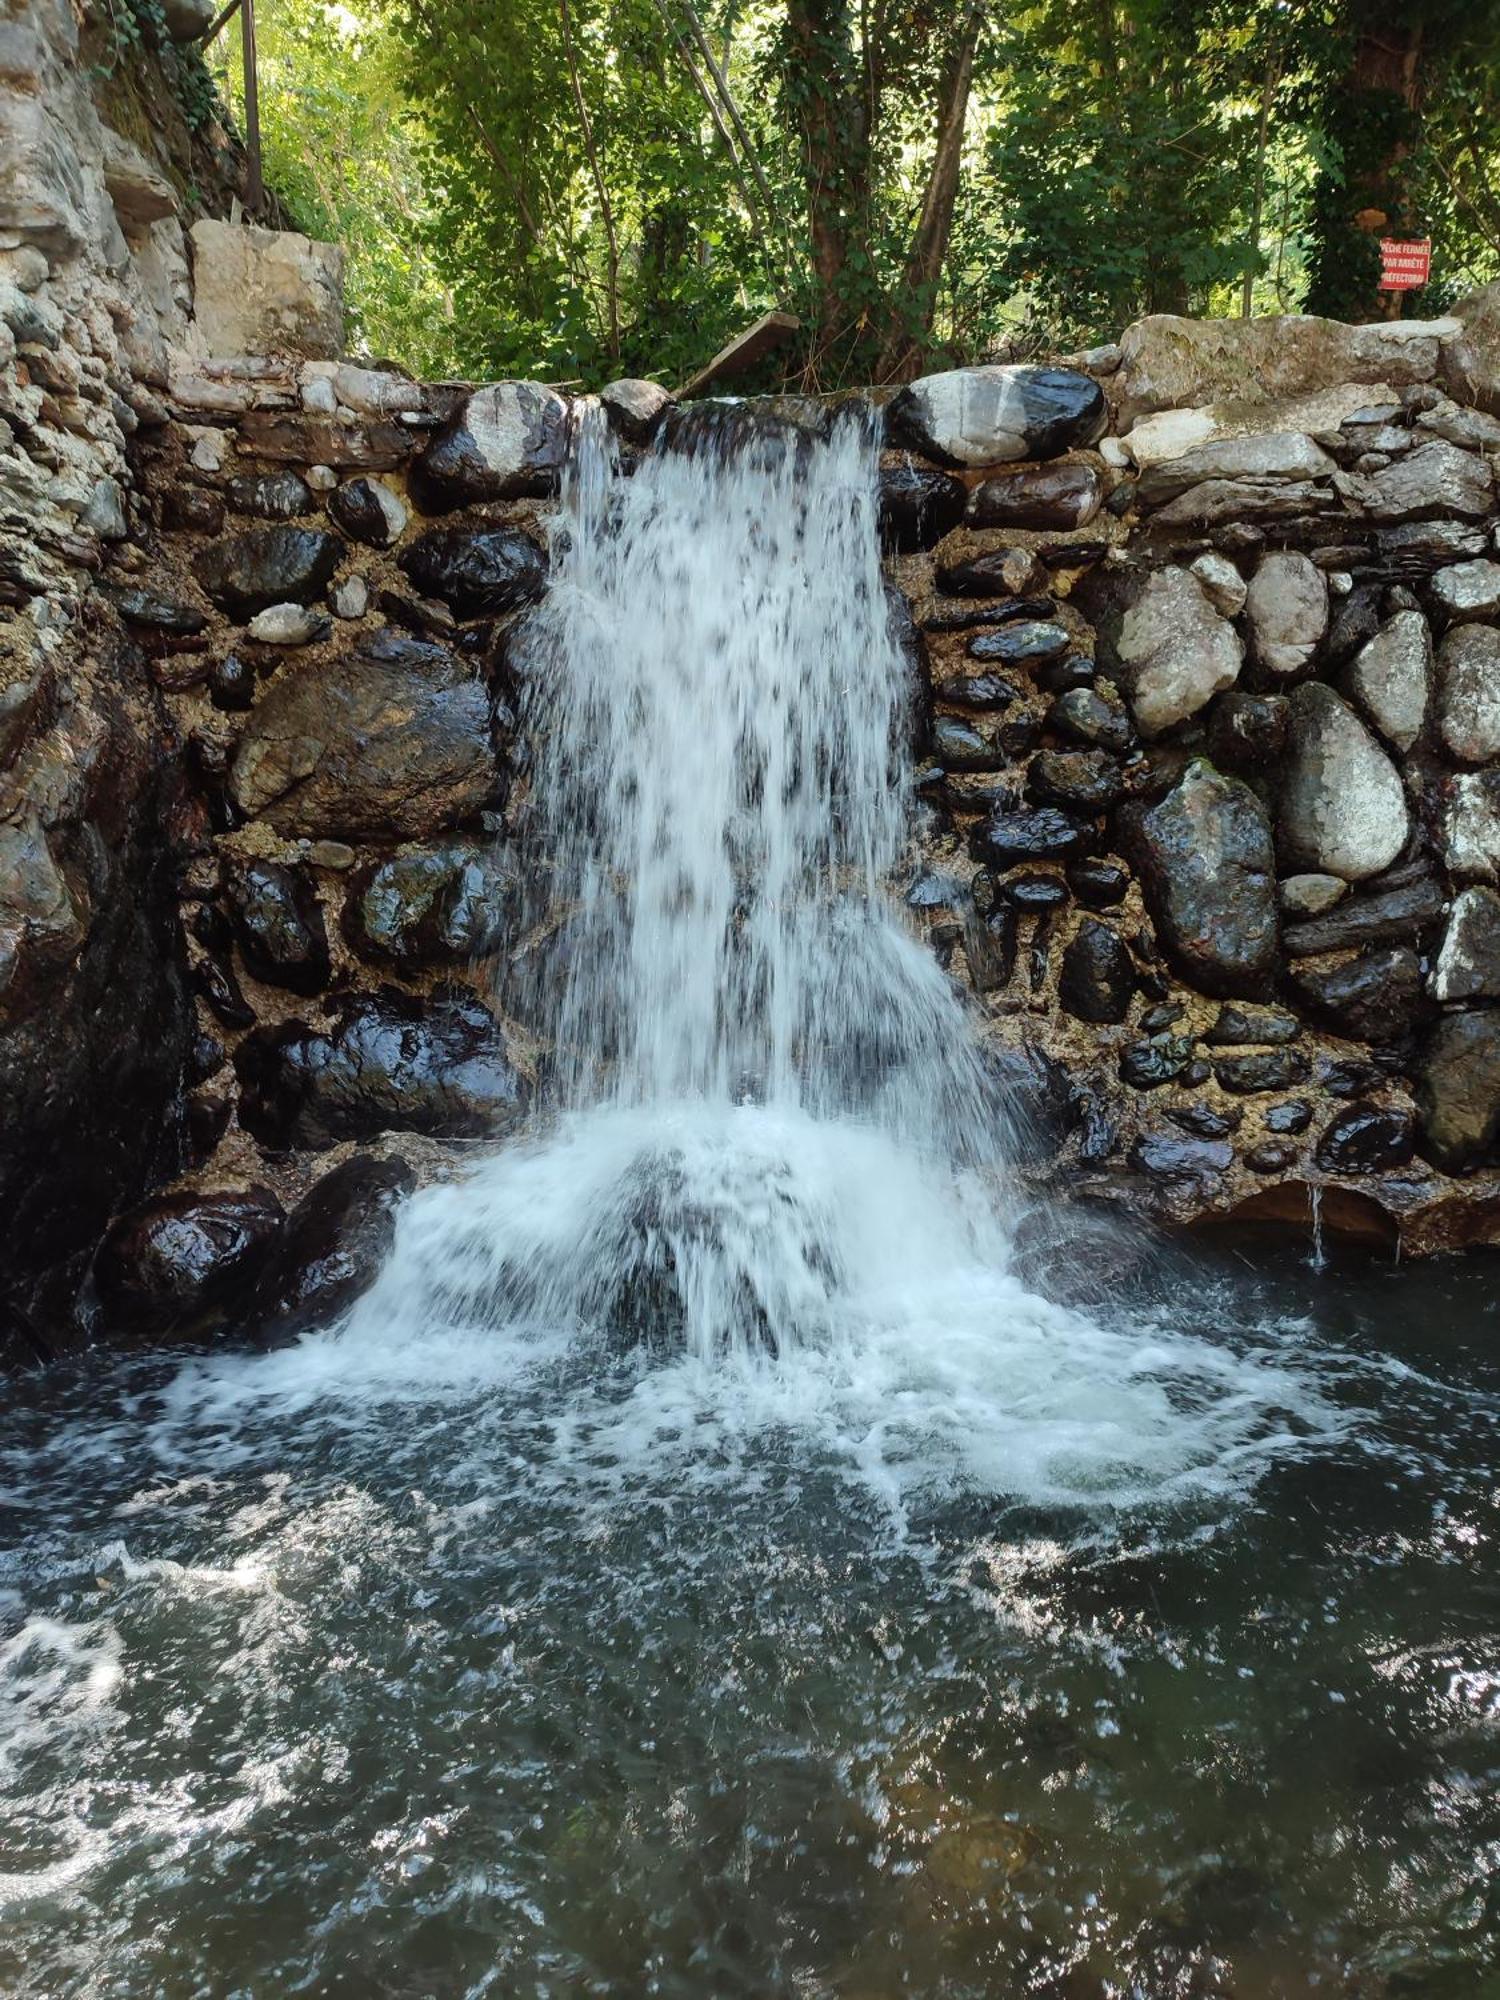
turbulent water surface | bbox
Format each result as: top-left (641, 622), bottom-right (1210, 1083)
top-left (1, 409), bottom-right (1497, 1997)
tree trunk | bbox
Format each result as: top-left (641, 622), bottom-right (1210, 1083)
top-left (875, 5), bottom-right (981, 381)
top-left (1306, 15), bottom-right (1426, 321)
top-left (784, 0), bottom-right (863, 370)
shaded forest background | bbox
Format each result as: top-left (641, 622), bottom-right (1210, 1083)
top-left (202, 0), bottom-right (1500, 388)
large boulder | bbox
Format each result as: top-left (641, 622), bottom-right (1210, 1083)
top-left (189, 220), bottom-right (345, 360)
top-left (225, 859), bottom-right (331, 994)
top-left (241, 1154), bottom-right (416, 1344)
top-left (1351, 440), bottom-right (1494, 523)
top-left (229, 631), bottom-right (500, 840)
top-left (1117, 311), bottom-right (1450, 422)
top-left (1114, 567), bottom-right (1242, 737)
top-left (1342, 611), bottom-right (1431, 753)
top-left (1277, 684), bottom-right (1409, 881)
top-left (1438, 281), bottom-right (1500, 416)
top-left (344, 840), bottom-right (520, 965)
top-left (193, 526), bottom-right (342, 619)
top-left (236, 990), bottom-right (528, 1150)
top-left (886, 364), bottom-right (1104, 467)
top-left (93, 1186), bottom-right (284, 1332)
top-left (398, 525), bottom-right (548, 617)
top-left (410, 382), bottom-right (570, 512)
top-left (1125, 760), bottom-right (1279, 999)
top-left (1135, 432), bottom-right (1336, 504)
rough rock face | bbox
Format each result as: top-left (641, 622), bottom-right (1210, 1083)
top-left (343, 842), bottom-right (519, 965)
top-left (190, 221), bottom-right (345, 359)
top-left (1343, 612), bottom-right (1431, 752)
top-left (888, 365), bottom-right (1105, 466)
top-left (229, 632), bottom-right (500, 839)
top-left (398, 525), bottom-right (549, 616)
top-left (1117, 311), bottom-right (1452, 419)
top-left (93, 1185), bottom-right (285, 1331)
top-left (235, 990), bottom-right (529, 1149)
top-left (1278, 685), bottom-right (1409, 880)
top-left (1439, 281), bottom-right (1500, 414)
top-left (242, 1154), bottom-right (416, 1345)
top-left (1244, 552), bottom-right (1327, 677)
top-left (1114, 568), bottom-right (1242, 737)
top-left (1436, 624), bottom-right (1500, 764)
top-left (410, 382), bottom-right (570, 511)
top-left (194, 526), bottom-right (343, 618)
top-left (1417, 1011), bottom-right (1500, 1170)
top-left (1127, 762), bottom-right (1279, 998)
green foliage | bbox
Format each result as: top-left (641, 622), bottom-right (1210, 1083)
top-left (99, 0), bottom-right (225, 133)
top-left (215, 0), bottom-right (1500, 385)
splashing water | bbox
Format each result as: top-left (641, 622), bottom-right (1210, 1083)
top-left (215, 401), bottom-right (1340, 1512)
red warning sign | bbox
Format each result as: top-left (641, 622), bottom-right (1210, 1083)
top-left (1380, 238), bottom-right (1431, 291)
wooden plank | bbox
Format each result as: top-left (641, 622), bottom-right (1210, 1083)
top-left (677, 310), bottom-right (800, 399)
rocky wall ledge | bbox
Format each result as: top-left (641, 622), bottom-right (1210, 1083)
top-left (7, 200), bottom-right (1500, 1353)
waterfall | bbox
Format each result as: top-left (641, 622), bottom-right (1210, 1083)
top-left (260, 404), bottom-right (1331, 1511)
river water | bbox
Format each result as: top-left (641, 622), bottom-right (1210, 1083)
top-left (1, 410), bottom-right (1496, 1996)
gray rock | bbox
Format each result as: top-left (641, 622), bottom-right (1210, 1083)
top-left (247, 603), bottom-right (330, 646)
top-left (189, 220), bottom-right (345, 362)
top-left (229, 630), bottom-right (499, 839)
top-left (1429, 886), bottom-right (1500, 1002)
top-left (1437, 622), bottom-right (1500, 763)
top-left (1244, 550), bottom-right (1327, 677)
top-left (164, 0), bottom-right (218, 39)
top-left (330, 576), bottom-right (369, 620)
top-left (1205, 1004), bottom-right (1301, 1046)
top-left (1188, 551), bottom-right (1247, 616)
top-left (600, 378), bottom-right (673, 442)
top-left (1418, 401), bottom-right (1500, 448)
top-left (411, 381), bottom-right (570, 511)
top-left (1440, 770), bottom-right (1500, 882)
top-left (1314, 1105), bottom-right (1415, 1174)
top-left (328, 476), bottom-right (408, 547)
top-left (1438, 281), bottom-right (1500, 417)
top-left (1350, 439), bottom-right (1494, 522)
top-left (1342, 610), bottom-right (1431, 752)
top-left (1126, 759), bottom-right (1278, 998)
top-left (1281, 873), bottom-right (1445, 957)
top-left (1214, 1049), bottom-right (1311, 1093)
top-left (1279, 873), bottom-right (1348, 917)
top-left (1429, 559), bottom-right (1500, 623)
top-left (887, 364), bottom-right (1104, 467)
top-left (1278, 684), bottom-right (1409, 881)
top-left (226, 860), bottom-right (331, 994)
top-left (1149, 477), bottom-right (1328, 529)
top-left (1117, 311), bottom-right (1448, 421)
top-left (1417, 1008), bottom-right (1500, 1170)
top-left (1116, 568), bottom-right (1242, 737)
top-left (1137, 431), bottom-right (1336, 506)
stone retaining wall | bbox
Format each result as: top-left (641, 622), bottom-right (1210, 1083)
top-left (6, 106), bottom-right (1500, 1349)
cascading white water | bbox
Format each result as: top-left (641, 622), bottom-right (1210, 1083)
top-left (229, 403), bottom-right (1335, 1510)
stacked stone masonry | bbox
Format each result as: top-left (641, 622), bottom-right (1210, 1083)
top-left (7, 44), bottom-right (1500, 1350)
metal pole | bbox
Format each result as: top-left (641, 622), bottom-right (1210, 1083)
top-left (241, 0), bottom-right (263, 211)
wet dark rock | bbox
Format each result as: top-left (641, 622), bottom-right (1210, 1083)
top-left (192, 952), bottom-right (255, 1029)
top-left (344, 840), bottom-right (520, 965)
top-left (379, 586), bottom-right (458, 638)
top-left (1324, 582), bottom-right (1382, 663)
top-left (936, 546), bottom-right (1048, 597)
top-left (1067, 857), bottom-right (1129, 908)
top-left (1416, 1009), bottom-right (1500, 1170)
top-left (887, 365), bottom-right (1104, 468)
top-left (1000, 871), bottom-right (1068, 912)
top-left (599, 378), bottom-right (673, 443)
top-left (115, 589), bottom-right (207, 635)
top-left (878, 461), bottom-right (967, 552)
top-left (1265, 1098), bottom-right (1313, 1134)
top-left (1049, 684), bottom-right (1134, 754)
top-left (193, 526), bottom-right (342, 618)
top-left (972, 806), bottom-right (1089, 867)
top-left (1213, 1049), bottom-right (1312, 1093)
top-left (1120, 1036), bottom-right (1194, 1089)
top-left (931, 715), bottom-right (1003, 771)
top-left (327, 475), bottom-right (408, 547)
top-left (1282, 874), bottom-right (1446, 958)
top-left (969, 462), bottom-right (1105, 531)
top-left (1166, 1101), bottom-right (1239, 1139)
top-left (1035, 653), bottom-right (1096, 695)
top-left (398, 525), bottom-right (548, 618)
top-left (996, 716), bottom-right (1044, 759)
top-left (186, 1091), bottom-right (232, 1163)
top-left (1287, 946), bottom-right (1423, 1044)
top-left (967, 619), bottom-right (1071, 666)
top-left (1130, 1128), bottom-right (1233, 1183)
top-left (1139, 1003), bottom-right (1184, 1032)
top-left (923, 596), bottom-right (1055, 635)
top-left (209, 651), bottom-right (258, 711)
top-left (1059, 918), bottom-right (1135, 1023)
top-left (410, 381), bottom-right (569, 512)
top-left (1247, 1140), bottom-right (1297, 1174)
top-left (964, 909), bottom-right (1017, 991)
top-left (235, 989), bottom-right (529, 1150)
top-left (229, 629), bottom-right (499, 840)
top-left (907, 868), bottom-right (960, 911)
top-left (161, 486), bottom-right (225, 535)
top-left (243, 1155), bottom-right (417, 1345)
top-left (1315, 1104), bottom-right (1415, 1173)
top-left (189, 1031), bottom-right (226, 1084)
top-left (225, 471), bottom-right (312, 520)
top-left (1125, 760), bottom-right (1279, 999)
top-left (1319, 1056), bottom-right (1387, 1099)
top-left (934, 672), bottom-right (1020, 711)
top-left (226, 860), bottom-right (331, 994)
top-left (1205, 1004), bottom-right (1302, 1047)
top-left (1027, 748), bottom-right (1123, 814)
top-left (1206, 692), bottom-right (1287, 774)
top-left (94, 1186), bottom-right (285, 1331)
top-left (984, 1041), bottom-right (1083, 1162)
